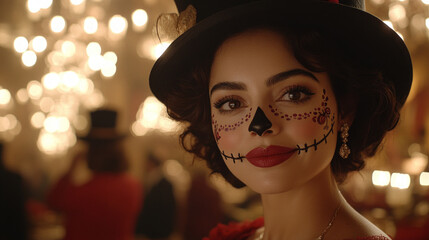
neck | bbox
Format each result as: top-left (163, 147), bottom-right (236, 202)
top-left (260, 166), bottom-right (341, 239)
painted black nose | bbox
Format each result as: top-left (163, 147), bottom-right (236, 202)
top-left (248, 107), bottom-right (272, 136)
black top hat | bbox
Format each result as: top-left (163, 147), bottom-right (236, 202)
top-left (79, 109), bottom-right (125, 141)
top-left (149, 0), bottom-right (412, 107)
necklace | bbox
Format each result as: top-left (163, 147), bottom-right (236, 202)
top-left (256, 204), bottom-right (341, 240)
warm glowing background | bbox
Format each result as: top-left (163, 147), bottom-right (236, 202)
top-left (0, 0), bottom-right (429, 239)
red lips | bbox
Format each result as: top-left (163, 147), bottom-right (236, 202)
top-left (246, 145), bottom-right (295, 168)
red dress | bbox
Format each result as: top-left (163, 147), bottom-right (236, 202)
top-left (47, 173), bottom-right (143, 240)
top-left (203, 218), bottom-right (392, 240)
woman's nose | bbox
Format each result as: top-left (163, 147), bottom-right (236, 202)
top-left (248, 107), bottom-right (273, 136)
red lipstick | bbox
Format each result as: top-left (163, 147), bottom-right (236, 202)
top-left (246, 145), bottom-right (295, 168)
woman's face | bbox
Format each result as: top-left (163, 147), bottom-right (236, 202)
top-left (209, 29), bottom-right (339, 194)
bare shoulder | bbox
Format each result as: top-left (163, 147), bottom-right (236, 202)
top-left (325, 202), bottom-right (391, 240)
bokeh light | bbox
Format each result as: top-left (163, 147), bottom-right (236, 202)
top-left (109, 15), bottom-right (127, 34)
top-left (31, 112), bottom-right (46, 128)
top-left (389, 3), bottom-right (407, 23)
top-left (61, 41), bottom-right (77, 57)
top-left (151, 43), bottom-right (169, 60)
top-left (27, 80), bottom-right (43, 100)
top-left (22, 50), bottom-right (37, 67)
top-left (101, 61), bottom-right (116, 77)
top-left (391, 173), bottom-right (411, 189)
top-left (40, 0), bottom-right (53, 9)
top-left (16, 88), bottom-right (29, 104)
top-left (37, 130), bottom-right (76, 155)
top-left (132, 9), bottom-right (148, 29)
top-left (0, 116), bottom-right (10, 132)
top-left (0, 89), bottom-right (12, 105)
top-left (42, 72), bottom-right (61, 90)
top-left (5, 114), bottom-right (18, 130)
top-left (14, 36), bottom-right (29, 53)
top-left (372, 170), bottom-right (391, 187)
top-left (75, 77), bottom-right (93, 94)
top-left (83, 89), bottom-right (104, 109)
top-left (31, 36), bottom-right (48, 53)
top-left (131, 121), bottom-right (148, 136)
top-left (73, 115), bottom-right (88, 131)
top-left (84, 16), bottom-right (98, 34)
top-left (103, 51), bottom-right (117, 64)
top-left (44, 116), bottom-right (70, 133)
top-left (47, 51), bottom-right (66, 66)
top-left (86, 42), bottom-right (101, 56)
top-left (131, 96), bottom-right (178, 136)
top-left (420, 172), bottom-right (429, 186)
top-left (27, 0), bottom-right (42, 13)
top-left (164, 159), bottom-right (184, 177)
top-left (40, 97), bottom-right (55, 112)
top-left (60, 71), bottom-right (80, 90)
top-left (50, 16), bottom-right (66, 33)
top-left (88, 55), bottom-right (103, 71)
top-left (372, 0), bottom-right (385, 4)
top-left (70, 0), bottom-right (85, 5)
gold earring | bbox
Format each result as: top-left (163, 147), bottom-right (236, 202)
top-left (339, 123), bottom-right (351, 159)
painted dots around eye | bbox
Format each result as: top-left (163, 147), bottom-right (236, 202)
top-left (269, 89), bottom-right (332, 125)
top-left (212, 108), bottom-right (253, 142)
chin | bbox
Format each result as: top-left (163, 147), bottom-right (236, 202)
top-left (245, 177), bottom-right (300, 195)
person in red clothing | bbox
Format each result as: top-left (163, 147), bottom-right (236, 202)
top-left (148, 0), bottom-right (412, 239)
top-left (47, 109), bottom-right (142, 240)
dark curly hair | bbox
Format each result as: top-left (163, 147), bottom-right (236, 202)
top-left (164, 21), bottom-right (401, 188)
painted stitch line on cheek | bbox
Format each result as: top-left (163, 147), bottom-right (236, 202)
top-left (212, 108), bottom-right (253, 142)
top-left (296, 114), bottom-right (336, 154)
top-left (221, 151), bottom-right (246, 163)
top-left (220, 115), bottom-right (336, 163)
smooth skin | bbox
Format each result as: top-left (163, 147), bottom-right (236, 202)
top-left (209, 29), bottom-right (390, 240)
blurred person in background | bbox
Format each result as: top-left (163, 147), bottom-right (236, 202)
top-left (135, 152), bottom-right (176, 240)
top-left (183, 169), bottom-right (223, 240)
top-left (47, 109), bottom-right (142, 240)
top-left (0, 142), bottom-right (29, 240)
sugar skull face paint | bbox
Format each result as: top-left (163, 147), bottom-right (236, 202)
top-left (269, 88), bottom-right (332, 130)
top-left (209, 29), bottom-right (339, 194)
top-left (212, 108), bottom-right (253, 142)
top-left (248, 107), bottom-right (272, 136)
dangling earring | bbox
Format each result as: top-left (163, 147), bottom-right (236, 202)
top-left (339, 123), bottom-right (351, 159)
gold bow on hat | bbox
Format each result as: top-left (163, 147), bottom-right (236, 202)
top-left (155, 5), bottom-right (197, 43)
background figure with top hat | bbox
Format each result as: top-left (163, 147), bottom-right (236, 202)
top-left (149, 0), bottom-right (413, 239)
top-left (46, 109), bottom-right (142, 240)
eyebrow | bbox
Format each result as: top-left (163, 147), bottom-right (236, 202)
top-left (266, 68), bottom-right (319, 86)
top-left (209, 68), bottom-right (319, 96)
top-left (210, 82), bottom-right (246, 95)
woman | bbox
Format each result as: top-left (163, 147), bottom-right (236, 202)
top-left (149, 0), bottom-right (412, 239)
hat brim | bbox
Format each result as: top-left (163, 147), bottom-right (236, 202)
top-left (149, 1), bottom-right (412, 106)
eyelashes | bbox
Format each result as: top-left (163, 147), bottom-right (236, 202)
top-left (213, 96), bottom-right (244, 113)
top-left (212, 85), bottom-right (316, 113)
top-left (279, 85), bottom-right (315, 103)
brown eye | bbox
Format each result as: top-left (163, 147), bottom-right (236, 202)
top-left (214, 97), bottom-right (244, 113)
top-left (227, 100), bottom-right (240, 110)
top-left (280, 85), bottom-right (315, 103)
top-left (287, 91), bottom-right (302, 101)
